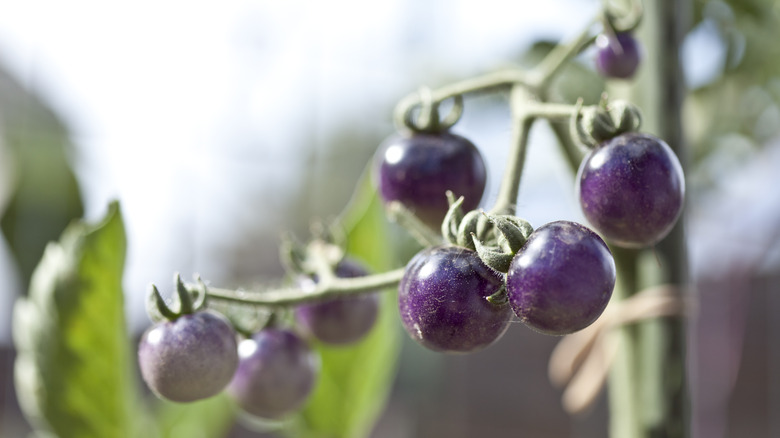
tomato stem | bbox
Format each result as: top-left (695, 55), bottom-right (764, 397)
top-left (203, 268), bottom-right (406, 307)
top-left (491, 91), bottom-right (535, 215)
top-left (528, 15), bottom-right (600, 91)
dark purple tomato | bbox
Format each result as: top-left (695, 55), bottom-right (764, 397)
top-left (577, 132), bottom-right (685, 248)
top-left (295, 259), bottom-right (379, 345)
top-left (595, 32), bottom-right (640, 79)
top-left (398, 246), bottom-right (511, 353)
top-left (138, 310), bottom-right (238, 402)
top-left (506, 221), bottom-right (616, 336)
top-left (227, 328), bottom-right (318, 419)
top-left (376, 131), bottom-right (487, 229)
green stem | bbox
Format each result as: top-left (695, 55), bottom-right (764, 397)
top-left (608, 247), bottom-right (643, 438)
top-left (527, 102), bottom-right (582, 120)
top-left (528, 16), bottom-right (599, 91)
top-left (490, 85), bottom-right (536, 215)
top-left (395, 69), bottom-right (527, 115)
top-left (607, 1), bottom-right (690, 437)
top-left (307, 240), bottom-right (340, 284)
top-left (386, 201), bottom-right (443, 247)
top-left (638, 0), bottom-right (690, 436)
top-left (394, 70), bottom-right (528, 130)
top-left (393, 19), bottom-right (603, 130)
top-left (205, 267), bottom-right (405, 306)
top-left (490, 95), bottom-right (591, 215)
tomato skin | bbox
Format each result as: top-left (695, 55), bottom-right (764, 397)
top-left (227, 329), bottom-right (318, 419)
top-left (507, 221), bottom-right (616, 336)
top-left (578, 133), bottom-right (685, 248)
top-left (596, 32), bottom-right (641, 79)
top-left (399, 246), bottom-right (511, 353)
top-left (138, 310), bottom-right (238, 402)
top-left (376, 131), bottom-right (487, 229)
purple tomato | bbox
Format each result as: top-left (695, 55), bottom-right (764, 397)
top-left (138, 310), bottom-right (238, 402)
top-left (595, 32), bottom-right (640, 79)
top-left (577, 132), bottom-right (685, 248)
top-left (506, 221), bottom-right (615, 335)
top-left (295, 259), bottom-right (379, 345)
top-left (399, 246), bottom-right (511, 353)
top-left (227, 328), bottom-right (318, 419)
top-left (376, 131), bottom-right (487, 229)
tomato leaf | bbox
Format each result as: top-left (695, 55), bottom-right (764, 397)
top-left (153, 395), bottom-right (235, 438)
top-left (0, 67), bottom-right (84, 289)
top-left (12, 202), bottom-right (140, 437)
top-left (294, 170), bottom-right (402, 438)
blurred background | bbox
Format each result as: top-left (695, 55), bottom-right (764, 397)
top-left (0, 0), bottom-right (779, 437)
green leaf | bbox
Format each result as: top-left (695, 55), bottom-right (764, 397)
top-left (153, 395), bottom-right (235, 438)
top-left (12, 202), bottom-right (136, 437)
top-left (294, 169), bottom-right (402, 438)
top-left (0, 67), bottom-right (84, 289)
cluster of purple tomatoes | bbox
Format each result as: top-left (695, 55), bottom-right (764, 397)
top-left (138, 260), bottom-right (380, 417)
top-left (378, 121), bottom-right (683, 354)
top-left (376, 32), bottom-right (681, 353)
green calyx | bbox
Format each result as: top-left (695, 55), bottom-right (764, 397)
top-left (396, 87), bottom-right (464, 134)
top-left (486, 284), bottom-right (509, 306)
top-left (602, 0), bottom-right (643, 34)
top-left (146, 273), bottom-right (208, 322)
top-left (441, 193), bottom-right (533, 273)
top-left (279, 221), bottom-right (346, 282)
top-left (471, 214), bottom-right (533, 273)
top-left (573, 98), bottom-right (642, 148)
top-left (442, 193), bottom-right (477, 249)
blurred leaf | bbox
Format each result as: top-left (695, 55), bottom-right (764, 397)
top-left (12, 202), bottom-right (137, 437)
top-left (685, 0), bottom-right (780, 170)
top-left (153, 395), bottom-right (235, 438)
top-left (715, 0), bottom-right (771, 22)
top-left (294, 169), bottom-right (401, 438)
top-left (0, 66), bottom-right (84, 289)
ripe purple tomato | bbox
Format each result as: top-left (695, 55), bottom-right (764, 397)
top-left (227, 328), bottom-right (318, 419)
top-left (577, 132), bottom-right (685, 248)
top-left (506, 221), bottom-right (616, 336)
top-left (295, 259), bottom-right (379, 345)
top-left (138, 310), bottom-right (238, 402)
top-left (595, 32), bottom-right (640, 79)
top-left (398, 246), bottom-right (511, 353)
top-left (376, 131), bottom-right (487, 229)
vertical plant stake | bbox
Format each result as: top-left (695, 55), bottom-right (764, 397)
top-left (137, 0), bottom-right (687, 436)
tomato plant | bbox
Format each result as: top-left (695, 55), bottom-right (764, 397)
top-left (8, 0), bottom-right (700, 437)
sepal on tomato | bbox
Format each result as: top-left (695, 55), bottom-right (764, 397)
top-left (573, 98), bottom-right (642, 148)
top-left (145, 273), bottom-right (208, 322)
top-left (470, 214), bottom-right (533, 273)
